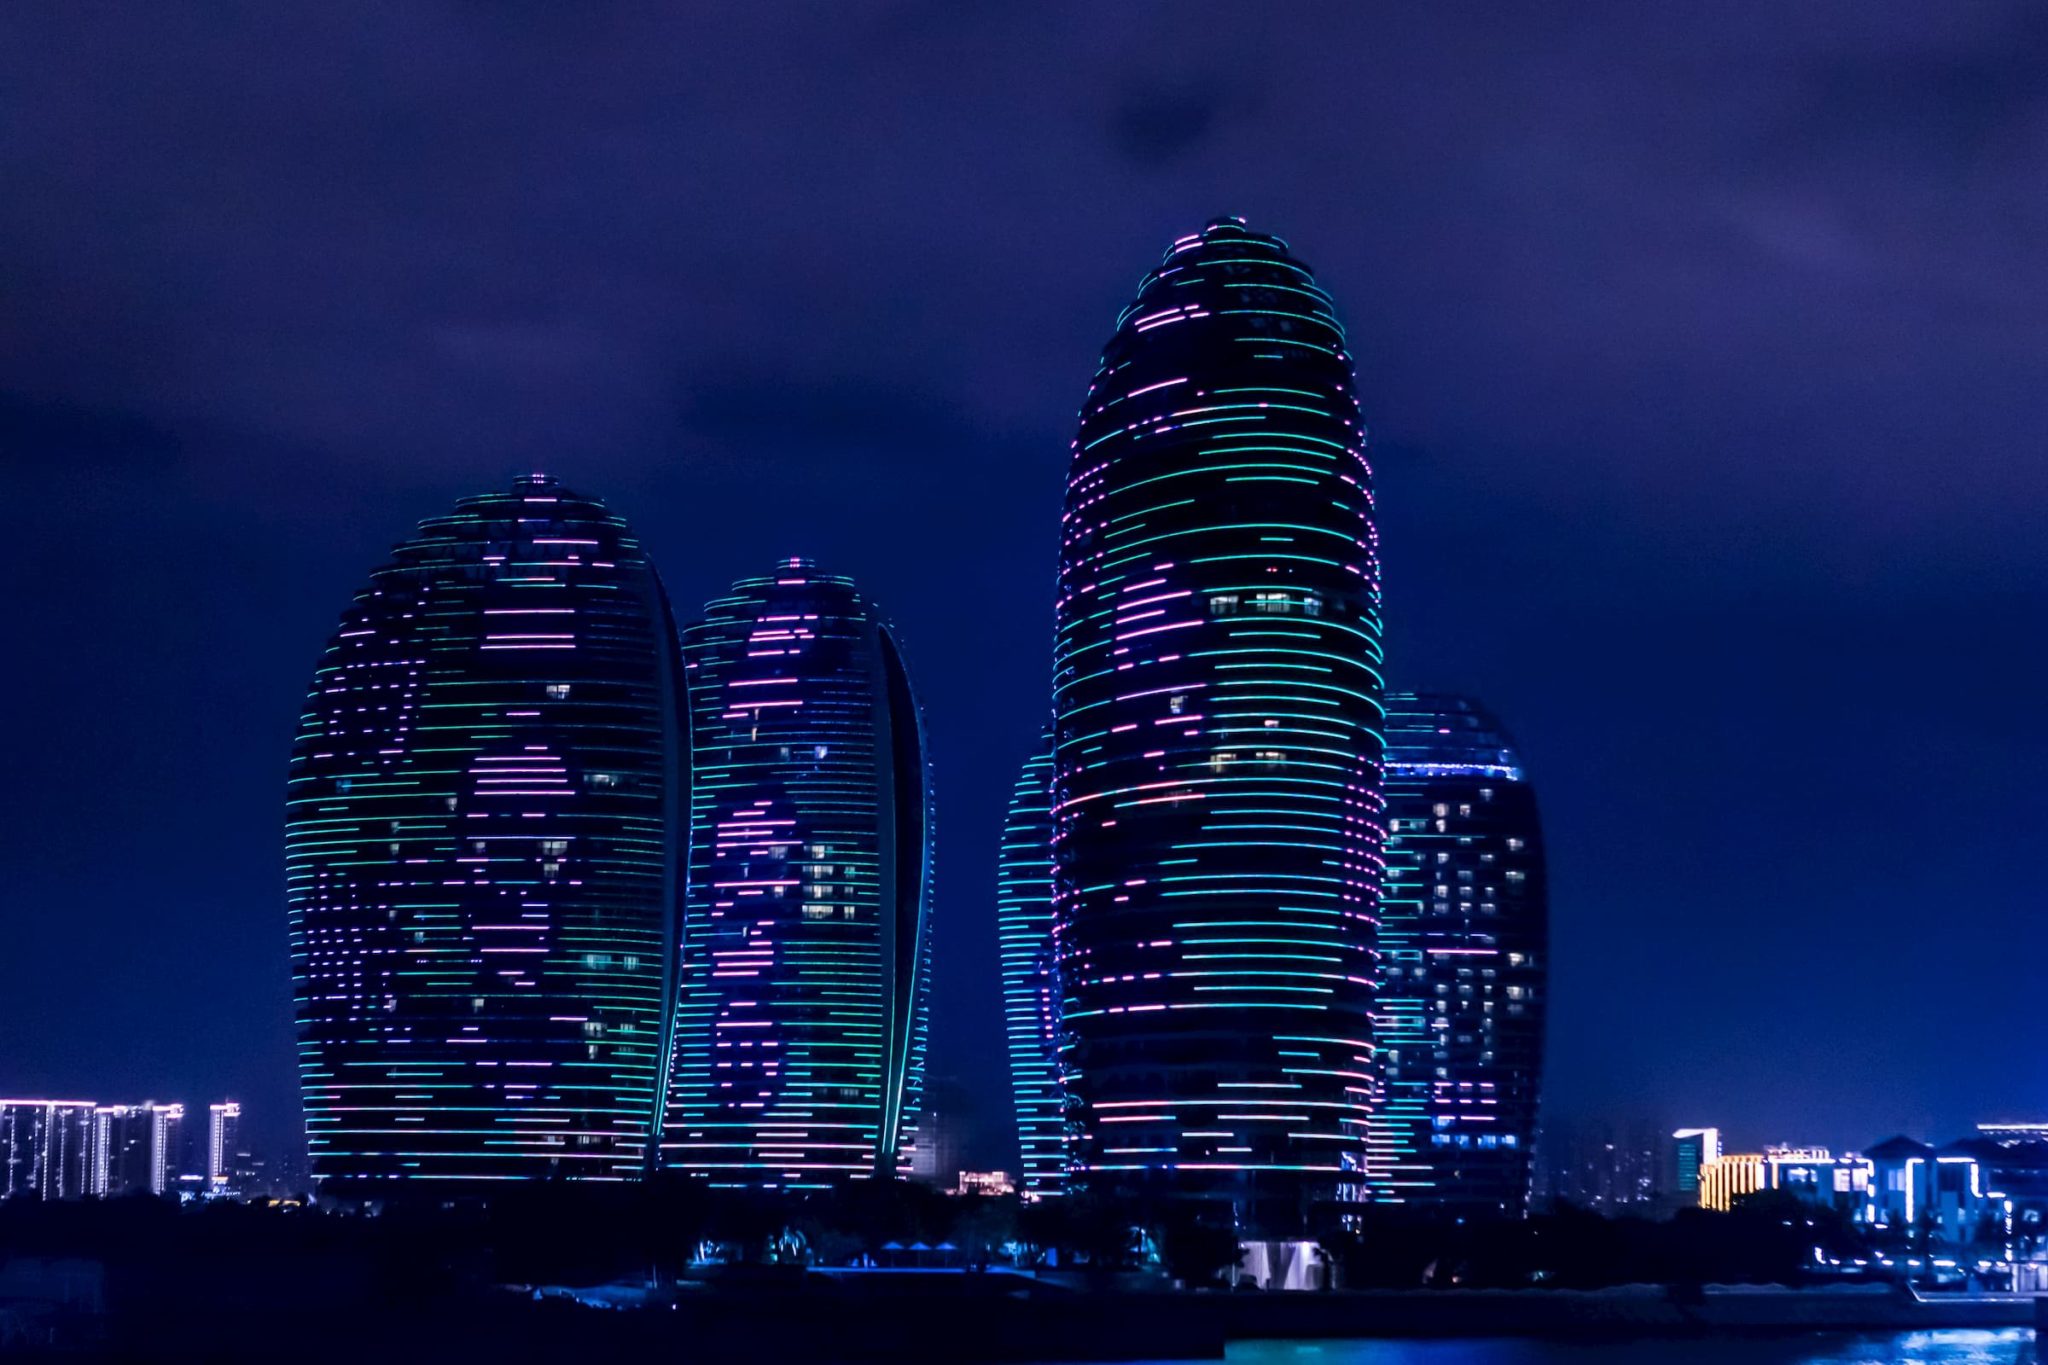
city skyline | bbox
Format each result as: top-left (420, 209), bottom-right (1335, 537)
top-left (6, 3), bottom-right (2045, 1177)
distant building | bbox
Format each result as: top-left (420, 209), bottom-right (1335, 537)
top-left (908, 1077), bottom-right (971, 1190)
top-left (955, 1171), bottom-right (1015, 1198)
top-left (90, 1103), bottom-right (183, 1196)
top-left (1671, 1128), bottom-right (1720, 1207)
top-left (1864, 1136), bottom-right (2000, 1246)
top-left (1697, 1150), bottom-right (1764, 1212)
top-left (1376, 693), bottom-right (1547, 1218)
top-left (1764, 1148), bottom-right (1873, 1213)
top-left (1965, 1126), bottom-right (2048, 1257)
top-left (207, 1102), bottom-right (242, 1195)
top-left (1696, 1146), bottom-right (1871, 1213)
top-left (0, 1100), bottom-right (96, 1200)
top-left (996, 733), bottom-right (1066, 1199)
top-left (1533, 1119), bottom-right (1665, 1211)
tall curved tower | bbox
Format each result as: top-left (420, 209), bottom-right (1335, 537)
top-left (286, 474), bottom-right (683, 1186)
top-left (997, 732), bottom-right (1066, 1198)
top-left (1378, 693), bottom-right (1547, 1218)
top-left (660, 560), bottom-right (933, 1188)
top-left (1051, 218), bottom-right (1386, 1232)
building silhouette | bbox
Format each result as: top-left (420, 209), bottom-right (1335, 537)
top-left (286, 474), bottom-right (683, 1186)
top-left (997, 732), bottom-right (1066, 1197)
top-left (1375, 693), bottom-right (1547, 1217)
top-left (659, 560), bottom-right (933, 1188)
top-left (1049, 218), bottom-right (1386, 1232)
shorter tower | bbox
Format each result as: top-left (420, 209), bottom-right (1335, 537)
top-left (997, 732), bottom-right (1066, 1197)
top-left (1378, 694), bottom-right (1547, 1218)
top-left (90, 1102), bottom-right (185, 1196)
top-left (661, 560), bottom-right (933, 1188)
top-left (208, 1102), bottom-right (243, 1194)
top-left (286, 475), bottom-right (684, 1187)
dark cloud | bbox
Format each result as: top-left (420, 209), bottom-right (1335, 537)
top-left (0, 393), bottom-right (184, 470)
top-left (1109, 75), bottom-right (1233, 164)
top-left (679, 370), bottom-right (994, 465)
top-left (1783, 4), bottom-right (2048, 168)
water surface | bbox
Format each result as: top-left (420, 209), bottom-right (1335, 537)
top-left (1118, 1330), bottom-right (2036, 1365)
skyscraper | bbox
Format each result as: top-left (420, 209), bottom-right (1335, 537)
top-left (90, 1102), bottom-right (184, 1196)
top-left (997, 732), bottom-right (1067, 1198)
top-left (660, 560), bottom-right (933, 1188)
top-left (1050, 218), bottom-right (1385, 1232)
top-left (0, 1100), bottom-right (95, 1200)
top-left (1377, 693), bottom-right (1548, 1217)
top-left (286, 474), bottom-right (684, 1186)
top-left (207, 1101), bottom-right (242, 1195)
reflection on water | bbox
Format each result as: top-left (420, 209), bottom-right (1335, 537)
top-left (1122, 1330), bottom-right (2037, 1365)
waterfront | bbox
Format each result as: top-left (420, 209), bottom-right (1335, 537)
top-left (1118, 1330), bottom-right (2038, 1365)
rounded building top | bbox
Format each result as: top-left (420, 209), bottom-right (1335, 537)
top-left (1110, 218), bottom-right (1337, 353)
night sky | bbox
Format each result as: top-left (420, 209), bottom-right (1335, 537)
top-left (4, 3), bottom-right (2045, 1171)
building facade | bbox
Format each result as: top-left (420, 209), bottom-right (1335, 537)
top-left (1375, 694), bottom-right (1547, 1217)
top-left (1865, 1136), bottom-right (2001, 1246)
top-left (286, 474), bottom-right (684, 1186)
top-left (1532, 1119), bottom-right (1666, 1212)
top-left (1696, 1149), bottom-right (1766, 1212)
top-left (1050, 218), bottom-right (1385, 1232)
top-left (89, 1102), bottom-right (184, 1196)
top-left (0, 1100), bottom-right (96, 1200)
top-left (997, 733), bottom-right (1067, 1198)
top-left (659, 560), bottom-right (933, 1189)
top-left (207, 1102), bottom-right (242, 1195)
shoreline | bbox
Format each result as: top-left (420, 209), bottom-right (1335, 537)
top-left (34, 1282), bottom-right (2039, 1363)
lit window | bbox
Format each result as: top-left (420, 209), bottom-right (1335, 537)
top-left (545, 683), bottom-right (571, 700)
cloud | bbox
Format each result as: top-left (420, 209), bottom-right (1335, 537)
top-left (0, 393), bottom-right (184, 471)
top-left (1108, 75), bottom-right (1233, 165)
top-left (1777, 4), bottom-right (2048, 171)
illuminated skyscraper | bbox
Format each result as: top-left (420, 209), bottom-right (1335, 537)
top-left (997, 732), bottom-right (1066, 1198)
top-left (207, 1102), bottom-right (242, 1195)
top-left (0, 1100), bottom-right (95, 1200)
top-left (287, 474), bottom-right (683, 1186)
top-left (90, 1102), bottom-right (184, 1196)
top-left (1377, 693), bottom-right (1548, 1217)
top-left (1050, 218), bottom-right (1385, 1232)
top-left (660, 560), bottom-right (932, 1188)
